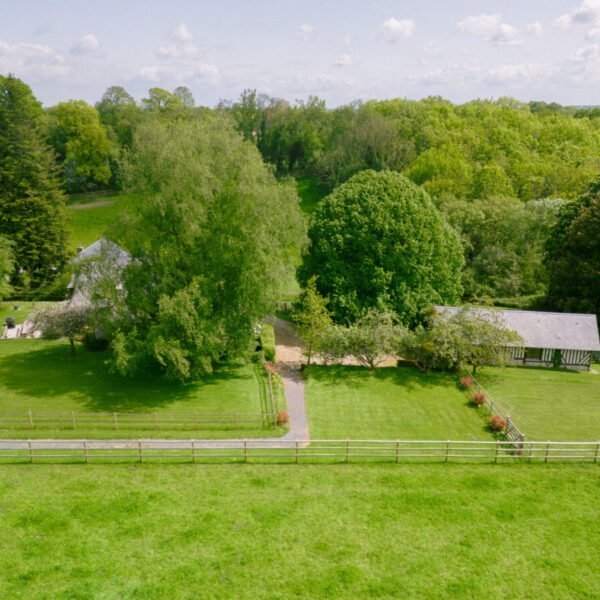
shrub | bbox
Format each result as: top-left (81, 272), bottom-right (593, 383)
top-left (470, 390), bottom-right (486, 405)
top-left (260, 324), bottom-right (276, 362)
top-left (489, 415), bottom-right (506, 431)
top-left (276, 410), bottom-right (289, 425)
top-left (460, 376), bottom-right (474, 389)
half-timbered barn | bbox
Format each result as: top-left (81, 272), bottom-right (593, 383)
top-left (434, 306), bottom-right (600, 371)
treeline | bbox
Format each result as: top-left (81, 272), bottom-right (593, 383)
top-left (0, 73), bottom-right (598, 317)
top-left (227, 91), bottom-right (600, 201)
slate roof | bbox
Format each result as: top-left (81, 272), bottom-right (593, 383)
top-left (434, 306), bottom-right (600, 352)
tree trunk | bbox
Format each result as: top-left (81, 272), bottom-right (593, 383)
top-left (472, 363), bottom-right (477, 375)
top-left (69, 336), bottom-right (76, 356)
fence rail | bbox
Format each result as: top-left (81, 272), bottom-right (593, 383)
top-left (0, 439), bottom-right (598, 464)
top-left (0, 411), bottom-right (274, 432)
top-left (67, 190), bottom-right (119, 202)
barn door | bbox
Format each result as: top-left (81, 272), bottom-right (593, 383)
top-left (552, 349), bottom-right (562, 368)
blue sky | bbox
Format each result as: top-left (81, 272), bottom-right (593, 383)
top-left (1, 0), bottom-right (599, 106)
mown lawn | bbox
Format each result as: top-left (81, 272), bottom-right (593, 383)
top-left (477, 366), bottom-right (600, 441)
top-left (0, 464), bottom-right (597, 599)
top-left (0, 340), bottom-right (283, 439)
top-left (306, 365), bottom-right (492, 440)
top-left (66, 193), bottom-right (137, 251)
top-left (0, 301), bottom-right (54, 326)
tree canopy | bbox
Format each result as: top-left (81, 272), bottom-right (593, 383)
top-left (545, 179), bottom-right (600, 317)
top-left (299, 170), bottom-right (464, 325)
top-left (47, 100), bottom-right (112, 192)
top-left (101, 116), bottom-right (305, 380)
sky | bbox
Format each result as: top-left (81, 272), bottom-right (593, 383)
top-left (1, 0), bottom-right (599, 107)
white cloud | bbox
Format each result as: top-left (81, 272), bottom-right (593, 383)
top-left (156, 24), bottom-right (201, 59)
top-left (70, 34), bottom-right (99, 55)
top-left (382, 17), bottom-right (415, 42)
top-left (526, 22), bottom-right (543, 36)
top-left (586, 27), bottom-right (600, 39)
top-left (334, 53), bottom-right (353, 67)
top-left (157, 44), bottom-right (200, 59)
top-left (173, 23), bottom-right (193, 42)
top-left (139, 62), bottom-right (219, 84)
top-left (572, 43), bottom-right (600, 61)
top-left (458, 14), bottom-right (521, 45)
top-left (298, 24), bottom-right (314, 41)
top-left (554, 0), bottom-right (600, 27)
top-left (0, 40), bottom-right (69, 79)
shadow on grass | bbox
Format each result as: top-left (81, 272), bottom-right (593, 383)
top-left (0, 343), bottom-right (249, 413)
top-left (305, 364), bottom-right (459, 393)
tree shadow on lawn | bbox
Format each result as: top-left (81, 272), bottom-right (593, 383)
top-left (306, 364), bottom-right (460, 393)
top-left (0, 343), bottom-right (251, 413)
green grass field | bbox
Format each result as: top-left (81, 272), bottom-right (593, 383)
top-left (0, 463), bottom-right (597, 599)
top-left (0, 302), bottom-right (54, 326)
top-left (66, 193), bottom-right (137, 251)
top-left (296, 175), bottom-right (330, 215)
top-left (0, 340), bottom-right (283, 439)
top-left (477, 367), bottom-right (600, 441)
top-left (306, 365), bottom-right (493, 440)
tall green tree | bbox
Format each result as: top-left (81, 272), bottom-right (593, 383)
top-left (545, 178), bottom-right (600, 317)
top-left (294, 275), bottom-right (331, 366)
top-left (104, 117), bottom-right (305, 380)
top-left (299, 170), bottom-right (464, 325)
top-left (0, 237), bottom-right (14, 299)
top-left (0, 74), bottom-right (67, 289)
top-left (47, 100), bottom-right (112, 192)
top-left (96, 86), bottom-right (142, 148)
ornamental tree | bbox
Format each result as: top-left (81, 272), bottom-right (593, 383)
top-left (298, 170), bottom-right (464, 325)
top-left (294, 276), bottom-right (332, 367)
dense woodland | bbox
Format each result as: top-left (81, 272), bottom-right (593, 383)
top-left (1, 75), bottom-right (599, 366)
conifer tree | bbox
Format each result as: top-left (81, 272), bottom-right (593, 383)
top-left (0, 75), bottom-right (68, 290)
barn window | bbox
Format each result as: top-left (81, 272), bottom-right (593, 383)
top-left (525, 348), bottom-right (543, 361)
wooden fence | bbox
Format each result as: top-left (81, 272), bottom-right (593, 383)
top-left (67, 190), bottom-right (119, 202)
top-left (0, 439), bottom-right (598, 464)
top-left (472, 378), bottom-right (526, 444)
top-left (0, 411), bottom-right (274, 432)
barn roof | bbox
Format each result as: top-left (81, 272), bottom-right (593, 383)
top-left (434, 306), bottom-right (600, 352)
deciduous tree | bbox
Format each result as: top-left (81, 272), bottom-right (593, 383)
top-left (299, 170), bottom-right (464, 325)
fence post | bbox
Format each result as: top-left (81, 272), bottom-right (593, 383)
top-left (83, 440), bottom-right (88, 464)
top-left (72, 411), bottom-right (76, 431)
top-left (113, 412), bottom-right (118, 430)
top-left (395, 440), bottom-right (400, 463)
top-left (595, 442), bottom-right (600, 464)
top-left (138, 440), bottom-right (142, 463)
top-left (28, 410), bottom-right (34, 430)
top-left (545, 441), bottom-right (551, 463)
top-left (191, 441), bottom-right (196, 464)
top-left (494, 440), bottom-right (500, 463)
top-left (345, 440), bottom-right (349, 464)
top-left (28, 440), bottom-right (33, 463)
top-left (295, 440), bottom-right (299, 464)
top-left (445, 440), bottom-right (450, 463)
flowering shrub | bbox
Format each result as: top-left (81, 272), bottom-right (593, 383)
top-left (470, 390), bottom-right (486, 406)
top-left (489, 415), bottom-right (506, 431)
top-left (276, 410), bottom-right (289, 425)
top-left (459, 376), bottom-right (474, 389)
